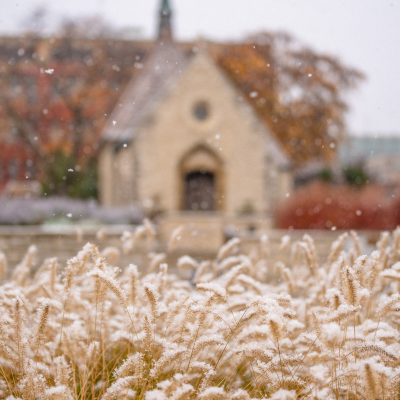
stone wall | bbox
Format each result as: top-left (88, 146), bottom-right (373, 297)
top-left (0, 226), bottom-right (151, 274)
top-left (0, 225), bottom-right (381, 277)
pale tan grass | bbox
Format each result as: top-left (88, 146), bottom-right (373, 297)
top-left (0, 229), bottom-right (398, 399)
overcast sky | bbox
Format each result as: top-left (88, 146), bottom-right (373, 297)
top-left (1, 0), bottom-right (400, 136)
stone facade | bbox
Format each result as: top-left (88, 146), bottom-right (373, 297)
top-left (99, 50), bottom-right (291, 223)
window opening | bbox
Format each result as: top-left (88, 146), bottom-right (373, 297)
top-left (193, 101), bottom-right (209, 121)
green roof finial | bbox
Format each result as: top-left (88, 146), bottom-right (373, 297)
top-left (161, 0), bottom-right (171, 13)
top-left (158, 0), bottom-right (173, 41)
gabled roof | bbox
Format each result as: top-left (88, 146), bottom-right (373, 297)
top-left (264, 130), bottom-right (291, 169)
top-left (102, 41), bottom-right (188, 142)
top-left (102, 42), bottom-right (291, 169)
top-left (101, 41), bottom-right (291, 168)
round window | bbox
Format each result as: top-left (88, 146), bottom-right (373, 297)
top-left (193, 101), bottom-right (209, 121)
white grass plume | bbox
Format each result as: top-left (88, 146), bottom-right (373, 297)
top-left (126, 264), bottom-right (140, 305)
top-left (328, 232), bottom-right (348, 265)
top-left (376, 293), bottom-right (400, 319)
top-left (88, 266), bottom-right (128, 308)
top-left (168, 225), bottom-right (184, 251)
top-left (143, 282), bottom-right (160, 322)
top-left (12, 245), bottom-right (36, 286)
top-left (150, 348), bottom-right (187, 379)
top-left (148, 252), bottom-right (167, 273)
top-left (177, 255), bottom-right (199, 270)
top-left (33, 298), bottom-right (51, 351)
top-left (217, 237), bottom-right (240, 260)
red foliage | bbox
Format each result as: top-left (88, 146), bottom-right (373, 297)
top-left (390, 195), bottom-right (400, 228)
top-left (275, 182), bottom-right (396, 230)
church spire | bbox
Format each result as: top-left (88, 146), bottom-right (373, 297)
top-left (158, 0), bottom-right (173, 41)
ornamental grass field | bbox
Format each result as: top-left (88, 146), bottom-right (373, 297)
top-left (1, 222), bottom-right (400, 399)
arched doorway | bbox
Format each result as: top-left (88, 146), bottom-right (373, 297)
top-left (184, 170), bottom-right (215, 211)
top-left (179, 144), bottom-right (223, 211)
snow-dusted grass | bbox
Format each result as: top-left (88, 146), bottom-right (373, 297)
top-left (0, 223), bottom-right (400, 399)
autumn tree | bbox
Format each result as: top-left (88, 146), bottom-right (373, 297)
top-left (0, 14), bottom-right (363, 198)
top-left (0, 16), bottom-right (134, 197)
top-left (213, 32), bottom-right (364, 164)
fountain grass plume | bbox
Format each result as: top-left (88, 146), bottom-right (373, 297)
top-left (0, 228), bottom-right (399, 399)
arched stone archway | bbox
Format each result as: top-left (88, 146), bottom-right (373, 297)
top-left (179, 144), bottom-right (224, 211)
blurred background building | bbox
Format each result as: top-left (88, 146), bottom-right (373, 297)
top-left (2, 0), bottom-right (399, 235)
top-left (99, 0), bottom-right (291, 223)
top-left (339, 136), bottom-right (400, 188)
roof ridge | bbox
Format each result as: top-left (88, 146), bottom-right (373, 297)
top-left (102, 41), bottom-right (188, 142)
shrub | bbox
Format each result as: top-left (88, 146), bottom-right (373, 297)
top-left (0, 223), bottom-right (399, 398)
top-left (41, 152), bottom-right (98, 199)
top-left (319, 167), bottom-right (333, 182)
top-left (275, 181), bottom-right (394, 230)
top-left (344, 166), bottom-right (369, 187)
top-left (0, 196), bottom-right (142, 225)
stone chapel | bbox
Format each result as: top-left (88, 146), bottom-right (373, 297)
top-left (99, 0), bottom-right (293, 248)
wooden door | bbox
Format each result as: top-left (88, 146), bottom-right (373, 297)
top-left (184, 171), bottom-right (215, 211)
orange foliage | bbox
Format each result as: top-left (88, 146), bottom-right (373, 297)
top-left (212, 32), bottom-right (364, 164)
top-left (0, 30), bottom-right (364, 190)
top-left (0, 36), bottom-right (137, 187)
